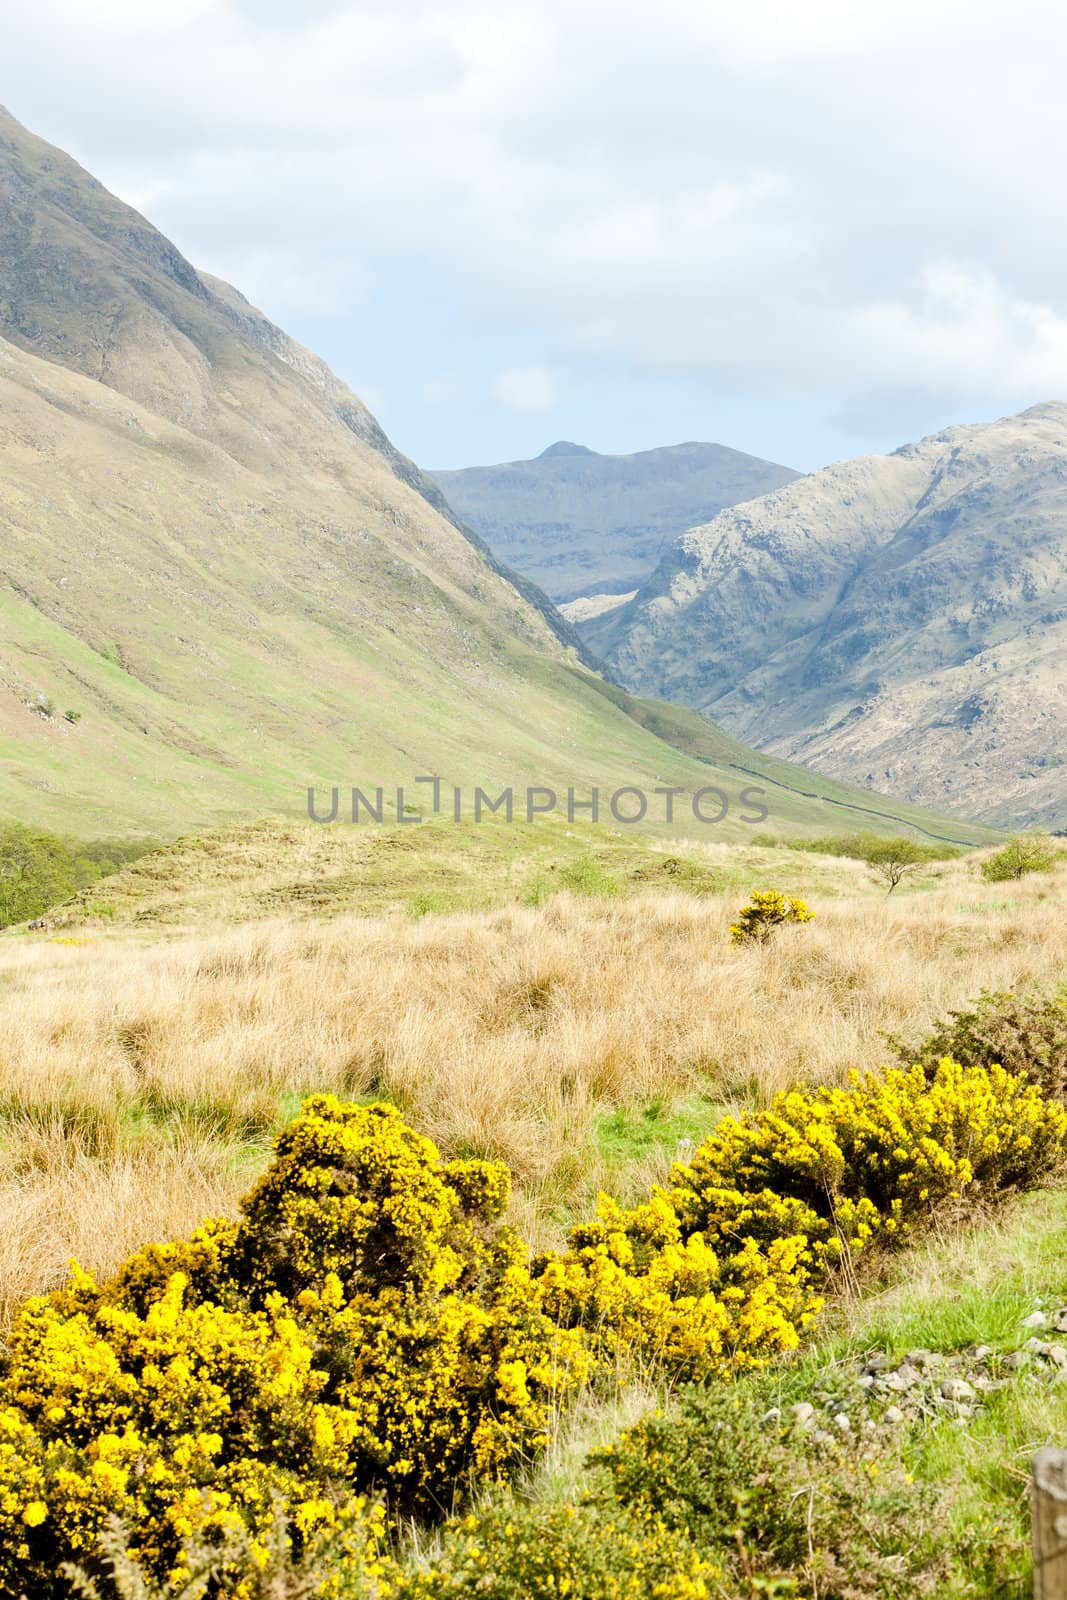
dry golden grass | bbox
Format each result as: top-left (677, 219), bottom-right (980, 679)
top-left (0, 855), bottom-right (1064, 1328)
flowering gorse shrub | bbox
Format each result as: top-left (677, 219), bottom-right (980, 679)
top-left (532, 1057), bottom-right (1067, 1377)
top-left (729, 890), bottom-right (814, 944)
top-left (535, 1197), bottom-right (821, 1379)
top-left (671, 1057), bottom-right (1067, 1263)
top-left (0, 1099), bottom-right (588, 1594)
top-left (0, 1061), bottom-right (1063, 1594)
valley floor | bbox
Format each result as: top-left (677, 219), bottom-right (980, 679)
top-left (1, 835), bottom-right (1064, 1323)
top-left (1, 825), bottom-right (1065, 1595)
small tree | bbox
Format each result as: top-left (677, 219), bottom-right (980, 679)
top-left (730, 890), bottom-right (814, 945)
top-left (865, 836), bottom-right (928, 894)
top-left (0, 824), bottom-right (71, 927)
top-left (981, 834), bottom-right (1058, 882)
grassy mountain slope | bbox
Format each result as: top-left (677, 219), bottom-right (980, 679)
top-left (430, 438), bottom-right (800, 602)
top-left (0, 105), bottom-right (671, 835)
top-left (584, 405), bottom-right (1067, 829)
top-left (0, 107), bottom-right (995, 847)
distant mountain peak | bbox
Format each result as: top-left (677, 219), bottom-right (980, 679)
top-left (539, 441), bottom-right (596, 458)
top-left (433, 440), bottom-right (799, 602)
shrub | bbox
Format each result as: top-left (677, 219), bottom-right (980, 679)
top-left (591, 1384), bottom-right (951, 1599)
top-left (534, 1059), bottom-right (1067, 1372)
top-left (893, 988), bottom-right (1067, 1101)
top-left (729, 890), bottom-right (814, 944)
top-left (670, 1058), bottom-right (1066, 1267)
top-left (390, 1499), bottom-right (713, 1600)
top-left (2, 1065), bottom-right (1063, 1591)
top-left (535, 1203), bottom-right (822, 1380)
top-left (981, 834), bottom-right (1059, 882)
top-left (0, 1099), bottom-right (590, 1592)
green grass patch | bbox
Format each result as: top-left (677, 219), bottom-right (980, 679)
top-left (594, 1092), bottom-right (724, 1172)
top-left (815, 1188), bottom-right (1067, 1363)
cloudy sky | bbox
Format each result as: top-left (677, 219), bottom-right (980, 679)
top-left (6, 0), bottom-right (1067, 470)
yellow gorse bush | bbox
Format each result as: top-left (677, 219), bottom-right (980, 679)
top-left (0, 1100), bottom-right (590, 1593)
top-left (671, 1056), bottom-right (1067, 1260)
top-left (536, 1199), bottom-right (821, 1378)
top-left (530, 1057), bottom-right (1067, 1379)
top-left (729, 889), bottom-right (814, 944)
top-left (0, 1060), bottom-right (1064, 1592)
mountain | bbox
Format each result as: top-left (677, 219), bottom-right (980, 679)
top-left (0, 108), bottom-right (996, 848)
top-left (582, 405), bottom-right (1067, 830)
top-left (429, 440), bottom-right (800, 603)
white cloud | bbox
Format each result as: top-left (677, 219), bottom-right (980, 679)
top-left (5, 0), bottom-right (1067, 434)
top-left (491, 366), bottom-right (560, 414)
top-left (196, 244), bottom-right (372, 318)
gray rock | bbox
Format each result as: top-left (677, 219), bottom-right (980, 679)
top-left (1022, 1311), bottom-right (1052, 1331)
top-left (1004, 1350), bottom-right (1031, 1370)
top-left (884, 1361), bottom-right (922, 1391)
top-left (791, 1402), bottom-right (816, 1426)
top-left (857, 1374), bottom-right (876, 1390)
top-left (1052, 1310), bottom-right (1067, 1333)
top-left (833, 1413), bottom-right (852, 1433)
top-left (972, 1345), bottom-right (994, 1362)
top-left (1046, 1346), bottom-right (1067, 1369)
top-left (761, 1407), bottom-right (782, 1426)
top-left (884, 1405), bottom-right (905, 1425)
top-left (941, 1378), bottom-right (977, 1403)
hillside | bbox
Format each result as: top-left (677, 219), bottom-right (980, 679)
top-left (584, 404), bottom-right (1067, 830)
top-left (0, 107), bottom-right (995, 847)
top-left (430, 438), bottom-right (799, 602)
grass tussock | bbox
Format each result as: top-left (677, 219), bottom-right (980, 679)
top-left (0, 858), bottom-right (1065, 1325)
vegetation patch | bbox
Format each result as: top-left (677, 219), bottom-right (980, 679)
top-left (0, 824), bottom-right (154, 930)
top-left (729, 890), bottom-right (814, 944)
top-left (889, 985), bottom-right (1067, 1101)
top-left (2, 1045), bottom-right (1063, 1594)
top-left (981, 833), bottom-right (1062, 882)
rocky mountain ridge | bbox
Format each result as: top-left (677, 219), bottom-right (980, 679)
top-left (583, 404), bottom-right (1067, 828)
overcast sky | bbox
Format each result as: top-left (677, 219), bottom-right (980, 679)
top-left (6, 0), bottom-right (1067, 470)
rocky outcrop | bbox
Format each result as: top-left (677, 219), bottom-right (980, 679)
top-left (585, 405), bottom-right (1067, 828)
